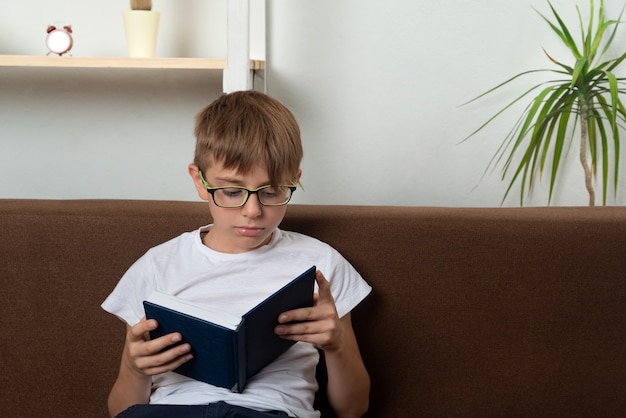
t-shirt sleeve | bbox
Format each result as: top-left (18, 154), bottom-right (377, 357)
top-left (321, 246), bottom-right (372, 318)
top-left (101, 251), bottom-right (156, 326)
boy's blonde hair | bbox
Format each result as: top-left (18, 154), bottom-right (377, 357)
top-left (193, 91), bottom-right (303, 186)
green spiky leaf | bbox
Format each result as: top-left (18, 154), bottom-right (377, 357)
top-left (462, 0), bottom-right (626, 206)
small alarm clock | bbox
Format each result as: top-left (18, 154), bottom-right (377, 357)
top-left (46, 24), bottom-right (73, 56)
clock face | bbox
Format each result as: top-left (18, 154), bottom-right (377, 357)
top-left (47, 30), bottom-right (73, 54)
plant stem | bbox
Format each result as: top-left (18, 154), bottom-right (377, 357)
top-left (579, 107), bottom-right (595, 206)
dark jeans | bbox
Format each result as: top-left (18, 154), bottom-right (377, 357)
top-left (115, 402), bottom-right (292, 418)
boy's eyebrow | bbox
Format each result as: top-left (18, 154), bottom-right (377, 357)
top-left (214, 176), bottom-right (243, 184)
top-left (213, 176), bottom-right (272, 186)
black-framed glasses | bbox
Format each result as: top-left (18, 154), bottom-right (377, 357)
top-left (198, 169), bottom-right (297, 208)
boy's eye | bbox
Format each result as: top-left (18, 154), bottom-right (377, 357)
top-left (220, 189), bottom-right (245, 199)
top-left (259, 188), bottom-right (279, 198)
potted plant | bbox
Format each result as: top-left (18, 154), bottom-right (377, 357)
top-left (463, 0), bottom-right (626, 206)
top-left (123, 0), bottom-right (160, 58)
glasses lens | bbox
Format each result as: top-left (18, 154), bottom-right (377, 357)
top-left (213, 188), bottom-right (248, 207)
top-left (258, 186), bottom-right (293, 206)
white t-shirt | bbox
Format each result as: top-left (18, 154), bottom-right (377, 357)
top-left (101, 225), bottom-right (371, 418)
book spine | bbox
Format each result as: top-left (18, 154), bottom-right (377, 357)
top-left (234, 321), bottom-right (247, 392)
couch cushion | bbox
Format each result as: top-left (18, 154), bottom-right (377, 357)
top-left (2, 200), bottom-right (626, 417)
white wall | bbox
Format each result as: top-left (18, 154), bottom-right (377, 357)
top-left (268, 0), bottom-right (626, 207)
top-left (1, 0), bottom-right (625, 206)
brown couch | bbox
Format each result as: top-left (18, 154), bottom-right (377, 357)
top-left (2, 199), bottom-right (626, 417)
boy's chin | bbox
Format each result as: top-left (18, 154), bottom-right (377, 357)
top-left (223, 233), bottom-right (273, 253)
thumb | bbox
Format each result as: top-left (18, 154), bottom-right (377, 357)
top-left (314, 270), bottom-right (334, 304)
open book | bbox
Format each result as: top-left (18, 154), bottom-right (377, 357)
top-left (143, 265), bottom-right (316, 392)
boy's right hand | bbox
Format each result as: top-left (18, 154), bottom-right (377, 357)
top-left (122, 318), bottom-right (193, 377)
top-left (108, 319), bottom-right (193, 416)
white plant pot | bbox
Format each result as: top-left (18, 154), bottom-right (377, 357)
top-left (123, 10), bottom-right (160, 58)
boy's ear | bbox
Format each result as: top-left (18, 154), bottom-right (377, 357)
top-left (188, 164), bottom-right (210, 201)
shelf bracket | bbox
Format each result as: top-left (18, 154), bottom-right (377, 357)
top-left (223, 0), bottom-right (252, 93)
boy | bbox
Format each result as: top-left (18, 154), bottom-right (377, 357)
top-left (102, 91), bottom-right (371, 418)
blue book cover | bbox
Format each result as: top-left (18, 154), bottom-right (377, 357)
top-left (143, 265), bottom-right (316, 392)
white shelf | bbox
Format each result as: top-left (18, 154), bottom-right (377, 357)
top-left (1, 0), bottom-right (263, 92)
top-left (0, 55), bottom-right (264, 71)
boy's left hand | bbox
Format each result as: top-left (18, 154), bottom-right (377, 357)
top-left (275, 270), bottom-right (344, 352)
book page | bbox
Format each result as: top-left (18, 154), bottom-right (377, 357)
top-left (147, 291), bottom-right (242, 330)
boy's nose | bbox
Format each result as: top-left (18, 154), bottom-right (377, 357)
top-left (242, 193), bottom-right (263, 217)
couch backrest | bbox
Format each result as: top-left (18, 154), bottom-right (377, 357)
top-left (283, 204), bottom-right (626, 417)
top-left (2, 200), bottom-right (626, 417)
